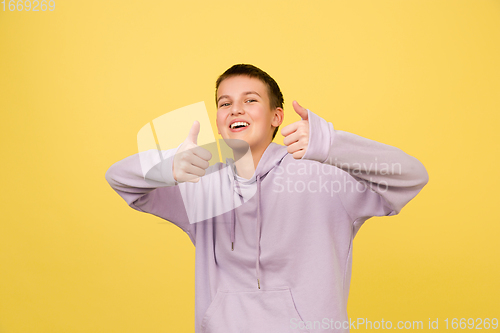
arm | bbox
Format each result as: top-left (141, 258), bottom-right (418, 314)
top-left (302, 109), bottom-right (429, 223)
top-left (104, 145), bottom-right (195, 241)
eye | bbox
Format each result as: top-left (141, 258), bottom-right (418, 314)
top-left (220, 102), bottom-right (230, 107)
top-left (246, 99), bottom-right (257, 103)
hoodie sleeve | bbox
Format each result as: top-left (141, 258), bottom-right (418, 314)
top-left (301, 109), bottom-right (429, 223)
top-left (104, 145), bottom-right (194, 240)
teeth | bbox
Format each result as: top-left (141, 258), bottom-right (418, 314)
top-left (230, 121), bottom-right (249, 129)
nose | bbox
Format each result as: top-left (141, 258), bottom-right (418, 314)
top-left (230, 102), bottom-right (245, 116)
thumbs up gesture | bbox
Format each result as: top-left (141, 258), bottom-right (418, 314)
top-left (172, 121), bottom-right (212, 183)
top-left (281, 100), bottom-right (309, 159)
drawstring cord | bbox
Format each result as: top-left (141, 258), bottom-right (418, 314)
top-left (230, 175), bottom-right (236, 251)
top-left (229, 165), bottom-right (263, 289)
top-left (256, 176), bottom-right (262, 289)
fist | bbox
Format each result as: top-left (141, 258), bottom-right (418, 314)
top-left (172, 121), bottom-right (212, 183)
top-left (281, 100), bottom-right (309, 159)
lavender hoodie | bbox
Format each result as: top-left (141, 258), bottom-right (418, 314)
top-left (105, 109), bottom-right (429, 332)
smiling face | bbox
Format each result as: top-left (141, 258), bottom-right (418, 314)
top-left (216, 75), bottom-right (283, 153)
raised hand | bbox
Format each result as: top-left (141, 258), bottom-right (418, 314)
top-left (281, 100), bottom-right (310, 159)
top-left (172, 121), bottom-right (212, 183)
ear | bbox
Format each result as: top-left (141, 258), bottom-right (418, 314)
top-left (271, 107), bottom-right (284, 127)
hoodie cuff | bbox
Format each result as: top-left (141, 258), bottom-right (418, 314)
top-left (160, 155), bottom-right (178, 186)
top-left (300, 109), bottom-right (334, 164)
top-left (160, 143), bottom-right (182, 186)
top-left (141, 143), bottom-right (182, 187)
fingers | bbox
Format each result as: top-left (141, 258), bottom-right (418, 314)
top-left (175, 146), bottom-right (211, 183)
top-left (175, 161), bottom-right (204, 183)
top-left (292, 149), bottom-right (305, 159)
top-left (184, 175), bottom-right (201, 183)
top-left (186, 150), bottom-right (210, 169)
top-left (185, 121), bottom-right (211, 161)
top-left (191, 145), bottom-right (212, 161)
top-left (281, 122), bottom-right (299, 137)
top-left (282, 124), bottom-right (308, 146)
top-left (280, 103), bottom-right (310, 159)
top-left (174, 121), bottom-right (213, 183)
top-left (184, 162), bottom-right (206, 178)
top-left (187, 120), bottom-right (200, 144)
top-left (293, 100), bottom-right (308, 120)
top-left (286, 140), bottom-right (306, 156)
top-left (282, 130), bottom-right (300, 146)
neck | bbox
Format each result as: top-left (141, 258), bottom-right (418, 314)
top-left (233, 142), bottom-right (269, 180)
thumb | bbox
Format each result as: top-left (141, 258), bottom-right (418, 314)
top-left (293, 100), bottom-right (308, 120)
top-left (187, 120), bottom-right (200, 144)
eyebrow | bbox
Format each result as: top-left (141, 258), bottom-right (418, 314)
top-left (217, 91), bottom-right (261, 104)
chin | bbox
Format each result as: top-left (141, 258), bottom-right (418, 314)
top-left (223, 139), bottom-right (252, 153)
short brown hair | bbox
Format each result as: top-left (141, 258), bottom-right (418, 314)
top-left (215, 64), bottom-right (284, 140)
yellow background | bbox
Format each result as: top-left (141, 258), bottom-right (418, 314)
top-left (1, 0), bottom-right (499, 332)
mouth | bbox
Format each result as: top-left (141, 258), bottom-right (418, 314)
top-left (229, 121), bottom-right (250, 132)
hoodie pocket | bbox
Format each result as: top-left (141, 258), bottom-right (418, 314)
top-left (200, 287), bottom-right (310, 333)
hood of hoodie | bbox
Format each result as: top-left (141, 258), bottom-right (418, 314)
top-left (224, 142), bottom-right (289, 289)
